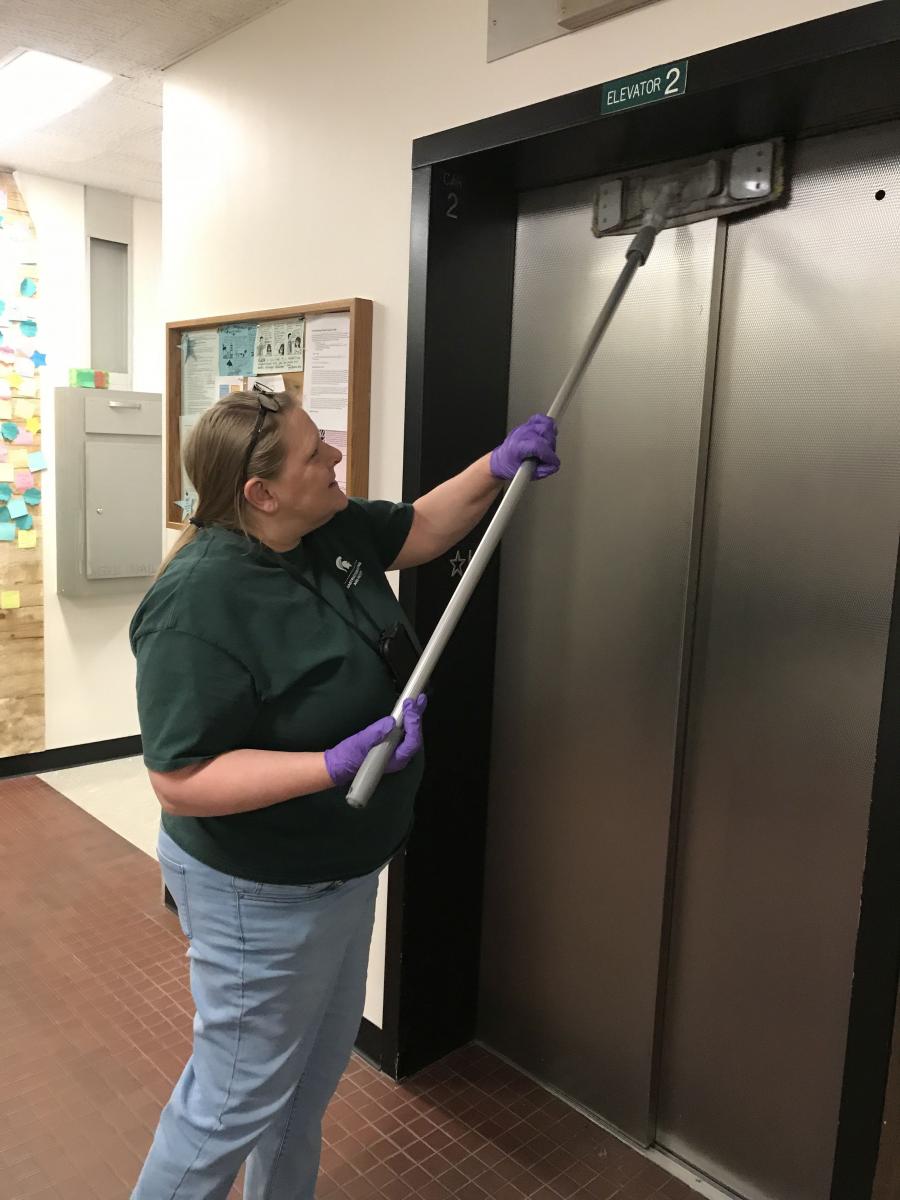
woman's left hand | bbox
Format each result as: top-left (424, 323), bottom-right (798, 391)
top-left (489, 414), bottom-right (560, 481)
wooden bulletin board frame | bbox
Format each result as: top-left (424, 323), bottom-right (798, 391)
top-left (164, 298), bottom-right (372, 530)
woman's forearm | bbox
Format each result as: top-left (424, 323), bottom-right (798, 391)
top-left (401, 455), bottom-right (502, 564)
top-left (150, 749), bottom-right (333, 817)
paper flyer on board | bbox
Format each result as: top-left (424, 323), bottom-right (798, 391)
top-left (255, 320), bottom-right (304, 373)
top-left (181, 330), bottom-right (219, 415)
top-left (302, 313), bottom-right (350, 433)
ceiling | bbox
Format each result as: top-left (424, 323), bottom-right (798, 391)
top-left (0, 0), bottom-right (288, 201)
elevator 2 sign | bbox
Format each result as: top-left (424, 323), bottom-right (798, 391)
top-left (601, 59), bottom-right (689, 116)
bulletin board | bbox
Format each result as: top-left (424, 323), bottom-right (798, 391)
top-left (0, 173), bottom-right (46, 756)
top-left (165, 299), bottom-right (372, 529)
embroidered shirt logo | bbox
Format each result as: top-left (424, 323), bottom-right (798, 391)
top-left (336, 555), bottom-right (363, 589)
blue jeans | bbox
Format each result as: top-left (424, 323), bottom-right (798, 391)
top-left (132, 827), bottom-right (379, 1200)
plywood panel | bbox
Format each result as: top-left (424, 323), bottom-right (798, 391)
top-left (0, 171), bottom-right (45, 755)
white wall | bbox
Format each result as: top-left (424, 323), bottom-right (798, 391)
top-left (15, 173), bottom-right (162, 748)
top-left (161, 0), bottom-right (876, 1026)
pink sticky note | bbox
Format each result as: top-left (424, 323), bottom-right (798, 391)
top-left (13, 429), bottom-right (33, 446)
top-left (0, 446), bottom-right (6, 463)
top-left (14, 470), bottom-right (33, 491)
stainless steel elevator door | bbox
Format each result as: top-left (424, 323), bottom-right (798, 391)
top-left (478, 179), bottom-right (720, 1142)
top-left (656, 125), bottom-right (900, 1200)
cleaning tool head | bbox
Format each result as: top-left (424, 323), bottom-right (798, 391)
top-left (593, 140), bottom-right (785, 237)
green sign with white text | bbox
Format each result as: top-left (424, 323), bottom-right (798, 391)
top-left (601, 59), bottom-right (689, 116)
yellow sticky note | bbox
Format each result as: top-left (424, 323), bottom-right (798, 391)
top-left (7, 372), bottom-right (21, 390)
top-left (0, 465), bottom-right (13, 483)
top-left (25, 417), bottom-right (40, 435)
top-left (1, 591), bottom-right (20, 610)
top-left (17, 530), bottom-right (37, 549)
top-left (14, 398), bottom-right (35, 420)
top-left (9, 448), bottom-right (28, 468)
top-left (0, 401), bottom-right (11, 420)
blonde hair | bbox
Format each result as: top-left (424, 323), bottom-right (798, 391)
top-left (158, 390), bottom-right (297, 576)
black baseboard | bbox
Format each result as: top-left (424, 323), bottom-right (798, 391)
top-left (355, 1017), bottom-right (383, 1069)
top-left (0, 734), bottom-right (143, 781)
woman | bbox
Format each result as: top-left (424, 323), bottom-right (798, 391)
top-left (130, 388), bottom-right (559, 1199)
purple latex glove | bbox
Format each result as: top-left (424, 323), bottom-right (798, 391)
top-left (324, 695), bottom-right (427, 788)
top-left (490, 414), bottom-right (560, 481)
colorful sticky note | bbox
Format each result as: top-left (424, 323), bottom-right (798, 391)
top-left (31, 351), bottom-right (46, 369)
top-left (13, 429), bottom-right (33, 446)
top-left (14, 398), bottom-right (35, 420)
top-left (7, 497), bottom-right (26, 520)
top-left (17, 529), bottom-right (36, 549)
top-left (1, 421), bottom-right (18, 441)
top-left (17, 473), bottom-right (35, 493)
top-left (25, 417), bottom-right (40, 435)
top-left (27, 452), bottom-right (46, 472)
top-left (15, 514), bottom-right (32, 531)
top-left (0, 447), bottom-right (6, 463)
top-left (0, 401), bottom-right (11, 420)
top-left (0, 523), bottom-right (15, 542)
top-left (0, 483), bottom-right (10, 503)
top-left (0, 507), bottom-right (8, 521)
top-left (19, 278), bottom-right (37, 298)
top-left (0, 384), bottom-right (9, 401)
top-left (15, 358), bottom-right (35, 378)
top-left (23, 486), bottom-right (40, 506)
top-left (10, 449), bottom-right (28, 468)
top-left (20, 320), bottom-right (37, 338)
top-left (7, 372), bottom-right (21, 389)
top-left (0, 465), bottom-right (13, 483)
top-left (1, 590), bottom-right (20, 608)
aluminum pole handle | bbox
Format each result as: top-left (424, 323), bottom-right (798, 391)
top-left (346, 220), bottom-right (658, 809)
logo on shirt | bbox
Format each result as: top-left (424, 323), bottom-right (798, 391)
top-left (336, 555), bottom-right (363, 589)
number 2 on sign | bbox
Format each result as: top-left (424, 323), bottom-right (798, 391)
top-left (665, 66), bottom-right (681, 95)
top-left (446, 193), bottom-right (459, 219)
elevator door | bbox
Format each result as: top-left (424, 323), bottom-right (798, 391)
top-left (656, 124), bottom-right (900, 1200)
top-left (479, 122), bottom-right (899, 1197)
top-left (478, 179), bottom-right (721, 1142)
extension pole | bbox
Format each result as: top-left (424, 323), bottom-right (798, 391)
top-left (346, 192), bottom-right (674, 808)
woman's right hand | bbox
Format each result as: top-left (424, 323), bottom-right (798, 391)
top-left (324, 696), bottom-right (427, 788)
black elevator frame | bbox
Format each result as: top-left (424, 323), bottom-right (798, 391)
top-left (374, 7), bottom-right (900, 1200)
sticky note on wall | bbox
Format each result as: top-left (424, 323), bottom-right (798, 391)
top-left (0, 401), bottom-right (11, 420)
top-left (10, 449), bottom-right (28, 468)
top-left (1, 590), bottom-right (21, 608)
top-left (27, 452), bottom-right (47, 473)
top-left (0, 465), bottom-right (13, 483)
top-left (7, 497), bottom-right (26, 520)
top-left (0, 523), bottom-right (15, 542)
top-left (17, 530), bottom-right (36, 549)
top-left (14, 398), bottom-right (35, 420)
top-left (16, 472), bottom-right (34, 492)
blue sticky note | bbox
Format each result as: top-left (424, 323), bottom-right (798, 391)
top-left (31, 350), bottom-right (46, 368)
top-left (0, 484), bottom-right (10, 503)
top-left (20, 278), bottom-right (37, 298)
top-left (20, 319), bottom-right (37, 338)
top-left (0, 507), bottom-right (8, 522)
top-left (7, 497), bottom-right (26, 519)
top-left (218, 323), bottom-right (256, 375)
top-left (27, 451), bottom-right (46, 472)
top-left (23, 487), bottom-right (41, 506)
top-left (0, 522), bottom-right (15, 542)
top-left (1, 421), bottom-right (18, 442)
top-left (15, 513), bottom-right (33, 531)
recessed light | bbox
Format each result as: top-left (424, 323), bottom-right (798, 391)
top-left (0, 50), bottom-right (112, 140)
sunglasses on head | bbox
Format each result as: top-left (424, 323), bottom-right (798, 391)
top-left (241, 384), bottom-right (281, 483)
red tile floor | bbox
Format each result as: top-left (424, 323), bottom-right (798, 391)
top-left (0, 776), bottom-right (700, 1200)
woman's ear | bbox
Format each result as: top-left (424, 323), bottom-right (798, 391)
top-left (243, 477), bottom-right (279, 514)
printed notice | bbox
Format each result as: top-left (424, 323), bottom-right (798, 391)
top-left (182, 329), bottom-right (219, 415)
top-left (302, 313), bottom-right (350, 433)
top-left (256, 320), bottom-right (304, 373)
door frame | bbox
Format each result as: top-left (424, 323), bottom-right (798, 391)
top-left (381, 8), bottom-right (900, 1199)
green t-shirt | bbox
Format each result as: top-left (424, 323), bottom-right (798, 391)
top-left (129, 499), bottom-right (423, 884)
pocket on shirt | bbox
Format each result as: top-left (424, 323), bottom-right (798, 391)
top-left (158, 847), bottom-right (193, 939)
